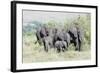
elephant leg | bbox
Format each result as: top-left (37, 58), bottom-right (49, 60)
top-left (43, 41), bottom-right (48, 52)
top-left (66, 38), bottom-right (70, 47)
top-left (57, 48), bottom-right (60, 53)
top-left (38, 40), bottom-right (42, 45)
top-left (62, 48), bottom-right (65, 52)
top-left (62, 45), bottom-right (66, 52)
top-left (64, 47), bottom-right (68, 51)
top-left (77, 37), bottom-right (82, 51)
top-left (45, 45), bottom-right (48, 52)
top-left (79, 40), bottom-right (81, 51)
top-left (74, 39), bottom-right (79, 51)
top-left (57, 46), bottom-right (61, 53)
top-left (65, 42), bottom-right (68, 51)
top-left (50, 42), bottom-right (53, 48)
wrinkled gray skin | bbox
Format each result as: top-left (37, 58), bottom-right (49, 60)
top-left (35, 26), bottom-right (56, 52)
top-left (35, 26), bottom-right (49, 45)
top-left (68, 25), bottom-right (84, 51)
top-left (53, 29), bottom-right (70, 48)
top-left (55, 41), bottom-right (67, 53)
top-left (64, 32), bottom-right (71, 47)
top-left (42, 28), bottom-right (58, 52)
top-left (35, 25), bottom-right (83, 52)
top-left (40, 28), bottom-right (70, 52)
top-left (42, 36), bottom-right (53, 52)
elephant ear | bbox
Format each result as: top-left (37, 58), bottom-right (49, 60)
top-left (69, 26), bottom-right (78, 38)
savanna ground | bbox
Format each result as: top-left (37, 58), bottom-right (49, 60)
top-left (22, 12), bottom-right (91, 63)
top-left (23, 32), bottom-right (91, 63)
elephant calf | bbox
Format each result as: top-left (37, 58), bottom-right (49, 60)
top-left (54, 41), bottom-right (67, 53)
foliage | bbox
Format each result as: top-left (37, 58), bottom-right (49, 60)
top-left (22, 14), bottom-right (91, 63)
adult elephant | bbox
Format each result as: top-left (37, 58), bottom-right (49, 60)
top-left (53, 29), bottom-right (70, 49)
top-left (35, 26), bottom-right (56, 52)
top-left (35, 26), bottom-right (49, 45)
top-left (68, 23), bottom-right (84, 51)
top-left (42, 28), bottom-right (58, 52)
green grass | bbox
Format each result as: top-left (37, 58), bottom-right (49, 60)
top-left (23, 34), bottom-right (91, 63)
top-left (23, 15), bottom-right (91, 63)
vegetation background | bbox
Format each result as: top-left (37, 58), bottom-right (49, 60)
top-left (22, 10), bottom-right (91, 63)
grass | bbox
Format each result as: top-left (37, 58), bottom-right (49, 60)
top-left (22, 14), bottom-right (91, 63)
top-left (22, 34), bottom-right (91, 63)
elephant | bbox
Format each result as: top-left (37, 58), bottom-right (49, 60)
top-left (53, 29), bottom-right (70, 49)
top-left (35, 26), bottom-right (49, 45)
top-left (35, 26), bottom-right (59, 52)
top-left (64, 32), bottom-right (71, 47)
top-left (54, 40), bottom-right (67, 53)
top-left (42, 36), bottom-right (53, 52)
top-left (68, 23), bottom-right (84, 51)
top-left (35, 24), bottom-right (84, 52)
top-left (43, 28), bottom-right (58, 51)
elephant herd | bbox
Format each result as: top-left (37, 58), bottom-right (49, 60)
top-left (35, 23), bottom-right (84, 53)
